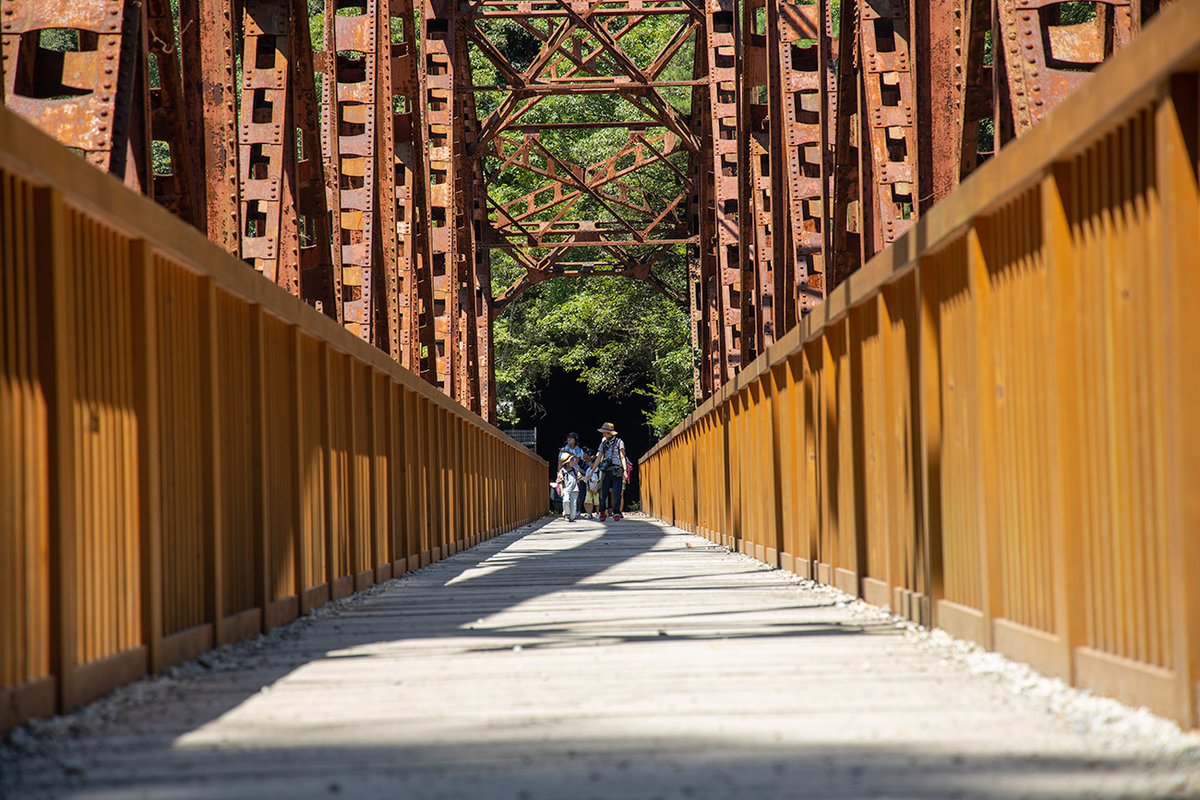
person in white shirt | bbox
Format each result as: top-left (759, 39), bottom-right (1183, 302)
top-left (555, 451), bottom-right (583, 522)
top-left (560, 432), bottom-right (586, 518)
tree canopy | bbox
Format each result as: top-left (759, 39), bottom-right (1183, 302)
top-left (494, 276), bottom-right (693, 436)
top-left (473, 16), bottom-right (698, 437)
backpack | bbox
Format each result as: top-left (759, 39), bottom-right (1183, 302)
top-left (599, 437), bottom-right (624, 476)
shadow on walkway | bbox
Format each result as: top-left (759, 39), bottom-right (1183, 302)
top-left (5, 517), bottom-right (1191, 799)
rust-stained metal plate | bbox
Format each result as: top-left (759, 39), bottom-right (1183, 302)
top-left (2, 0), bottom-right (150, 185)
top-left (2, 0), bottom-right (1162, 414)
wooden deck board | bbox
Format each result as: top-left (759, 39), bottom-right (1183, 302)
top-left (2, 515), bottom-right (1197, 799)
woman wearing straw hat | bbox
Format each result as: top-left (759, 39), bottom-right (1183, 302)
top-left (592, 422), bottom-right (628, 522)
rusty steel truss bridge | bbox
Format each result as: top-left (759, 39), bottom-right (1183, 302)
top-left (0, 0), bottom-right (1164, 421)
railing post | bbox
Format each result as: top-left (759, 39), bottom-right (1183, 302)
top-left (417, 397), bottom-right (432, 566)
top-left (319, 343), bottom-right (338, 596)
top-left (449, 416), bottom-right (460, 553)
top-left (290, 326), bottom-right (309, 613)
top-left (35, 187), bottom-right (79, 713)
top-left (198, 279), bottom-right (225, 645)
top-left (848, 308), bottom-right (870, 598)
top-left (383, 380), bottom-right (393, 573)
top-left (129, 240), bottom-right (164, 675)
top-left (452, 417), bottom-right (461, 551)
top-left (776, 359), bottom-right (798, 574)
top-left (1158, 71), bottom-right (1200, 729)
top-left (1042, 164), bottom-right (1087, 682)
top-left (967, 221), bottom-right (1002, 650)
top-left (916, 260), bottom-right (944, 620)
top-left (388, 382), bottom-right (405, 576)
top-left (249, 305), bottom-right (271, 630)
top-left (403, 388), bottom-right (421, 567)
top-left (802, 344), bottom-right (818, 579)
top-left (345, 360), bottom-right (362, 589)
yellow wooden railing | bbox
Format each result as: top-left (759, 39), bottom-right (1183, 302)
top-left (642, 0), bottom-right (1200, 727)
top-left (0, 107), bottom-right (546, 734)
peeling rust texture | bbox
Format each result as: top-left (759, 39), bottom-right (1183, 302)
top-left (995, 0), bottom-right (1136, 141)
top-left (860, 0), bottom-right (918, 253)
top-left (420, 0), bottom-right (456, 396)
top-left (2, 0), bottom-right (151, 187)
top-left (2, 0), bottom-right (1163, 410)
top-left (707, 0), bottom-right (744, 384)
top-left (239, 0), bottom-right (293, 289)
top-left (325, 0), bottom-right (381, 345)
top-left (779, 0), bottom-right (825, 314)
top-left (147, 0), bottom-right (198, 225)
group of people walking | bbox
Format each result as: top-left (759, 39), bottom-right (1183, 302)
top-left (554, 423), bottom-right (630, 522)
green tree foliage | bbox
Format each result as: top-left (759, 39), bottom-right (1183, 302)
top-left (494, 276), bottom-right (693, 436)
top-left (475, 15), bottom-right (698, 436)
top-left (126, 6), bottom-right (699, 435)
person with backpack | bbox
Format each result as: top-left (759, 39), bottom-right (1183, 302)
top-left (592, 422), bottom-right (628, 522)
top-left (560, 432), bottom-right (587, 519)
top-left (555, 451), bottom-right (583, 523)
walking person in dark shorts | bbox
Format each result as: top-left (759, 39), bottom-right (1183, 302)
top-left (593, 422), bottom-right (628, 522)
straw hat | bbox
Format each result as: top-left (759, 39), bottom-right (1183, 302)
top-left (597, 422), bottom-right (618, 434)
top-left (558, 451), bottom-right (575, 465)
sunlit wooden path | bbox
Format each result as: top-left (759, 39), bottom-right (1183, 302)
top-left (3, 516), bottom-right (1196, 799)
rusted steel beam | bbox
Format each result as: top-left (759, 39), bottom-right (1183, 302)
top-left (957, 0), bottom-right (993, 186)
top-left (471, 3), bottom-right (699, 17)
top-left (2, 0), bottom-right (152, 192)
top-left (289, 0), bottom-right (339, 317)
top-left (146, 0), bottom-right (200, 226)
top-left (859, 0), bottom-right (919, 253)
top-left (818, 0), bottom-right (837, 299)
top-left (454, 14), bottom-right (485, 416)
top-left (377, 0), bottom-right (400, 359)
top-left (239, 0), bottom-right (295, 290)
top-left (391, 0), bottom-right (435, 383)
top-left (690, 30), bottom-right (718, 400)
top-left (380, 0), bottom-right (423, 368)
top-left (180, 0), bottom-right (242, 252)
top-left (741, 0), bottom-right (771, 359)
top-left (420, 0), bottom-right (457, 395)
top-left (490, 247), bottom-right (687, 315)
top-left (480, 237), bottom-right (693, 249)
top-left (828, 0), bottom-right (862, 289)
top-left (994, 0), bottom-right (1137, 146)
top-left (776, 0), bottom-right (825, 318)
top-left (6, 0), bottom-right (1170, 416)
top-left (916, 0), bottom-right (990, 205)
top-left (704, 0), bottom-right (744, 384)
top-left (322, 0), bottom-right (382, 344)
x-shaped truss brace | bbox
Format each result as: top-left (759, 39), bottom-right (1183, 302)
top-left (465, 4), bottom-right (701, 155)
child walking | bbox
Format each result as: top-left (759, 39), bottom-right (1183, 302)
top-left (583, 460), bottom-right (602, 519)
top-left (556, 451), bottom-right (583, 522)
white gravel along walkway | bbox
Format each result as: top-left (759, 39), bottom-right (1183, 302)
top-left (3, 515), bottom-right (1199, 799)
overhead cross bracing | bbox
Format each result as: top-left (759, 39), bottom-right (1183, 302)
top-left (0, 0), bottom-right (1163, 418)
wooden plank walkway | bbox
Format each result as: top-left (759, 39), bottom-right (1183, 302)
top-left (2, 515), bottom-right (1198, 799)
